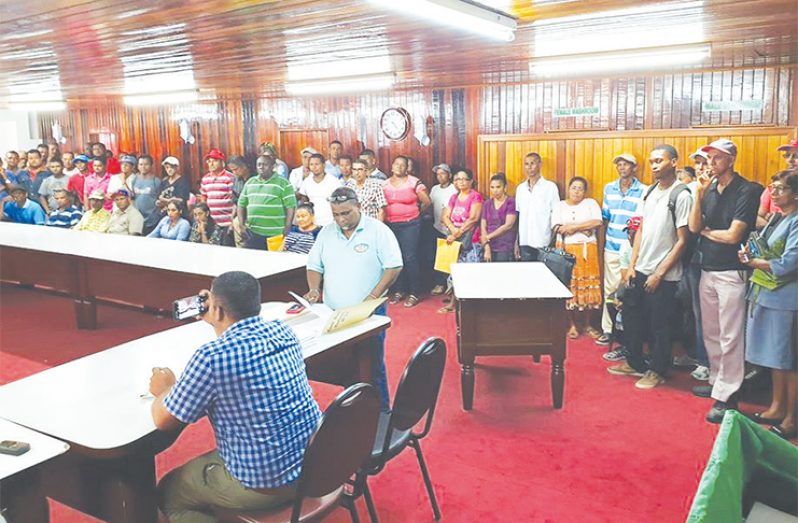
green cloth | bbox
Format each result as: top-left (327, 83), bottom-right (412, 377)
top-left (687, 411), bottom-right (798, 522)
top-left (238, 175), bottom-right (296, 237)
top-left (751, 236), bottom-right (792, 292)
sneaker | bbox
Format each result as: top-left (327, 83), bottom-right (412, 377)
top-left (691, 365), bottom-right (710, 381)
top-left (602, 347), bottom-right (628, 362)
top-left (595, 333), bottom-right (611, 346)
top-left (673, 354), bottom-right (698, 367)
top-left (692, 385), bottom-right (712, 398)
top-left (706, 400), bottom-right (738, 424)
top-left (635, 370), bottom-right (666, 390)
top-left (607, 362), bottom-right (644, 377)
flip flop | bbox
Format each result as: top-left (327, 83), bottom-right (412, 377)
top-left (437, 305), bottom-right (454, 314)
top-left (404, 295), bottom-right (420, 308)
top-left (770, 424), bottom-right (797, 440)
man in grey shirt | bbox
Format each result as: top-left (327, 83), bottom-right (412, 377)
top-left (131, 154), bottom-right (161, 233)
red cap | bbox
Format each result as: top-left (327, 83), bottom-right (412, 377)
top-left (777, 139), bottom-right (798, 152)
top-left (624, 216), bottom-right (642, 232)
top-left (204, 149), bottom-right (225, 161)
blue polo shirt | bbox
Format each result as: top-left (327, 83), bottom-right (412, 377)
top-left (601, 177), bottom-right (647, 253)
top-left (3, 199), bottom-right (45, 225)
top-left (307, 215), bottom-right (403, 310)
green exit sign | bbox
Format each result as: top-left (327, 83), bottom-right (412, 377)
top-left (702, 100), bottom-right (764, 112)
top-left (553, 106), bottom-right (600, 118)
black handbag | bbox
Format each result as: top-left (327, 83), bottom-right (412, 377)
top-left (538, 246), bottom-right (576, 287)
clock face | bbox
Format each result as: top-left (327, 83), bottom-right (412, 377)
top-left (380, 108), bottom-right (410, 141)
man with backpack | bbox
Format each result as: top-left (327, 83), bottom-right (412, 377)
top-left (607, 144), bottom-right (693, 390)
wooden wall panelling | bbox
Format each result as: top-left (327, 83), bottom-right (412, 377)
top-left (478, 127), bottom-right (798, 204)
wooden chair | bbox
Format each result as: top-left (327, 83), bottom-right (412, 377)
top-left (215, 382), bottom-right (381, 523)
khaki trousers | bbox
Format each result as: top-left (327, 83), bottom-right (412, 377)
top-left (159, 450), bottom-right (295, 523)
top-left (601, 251), bottom-right (622, 334)
top-left (699, 270), bottom-right (747, 402)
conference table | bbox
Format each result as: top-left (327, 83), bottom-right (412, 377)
top-left (0, 419), bottom-right (70, 522)
top-left (451, 262), bottom-right (572, 410)
top-left (0, 302), bottom-right (391, 523)
top-left (0, 222), bottom-right (308, 329)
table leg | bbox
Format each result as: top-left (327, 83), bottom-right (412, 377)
top-left (550, 358), bottom-right (565, 409)
top-left (99, 454), bottom-right (158, 523)
top-left (461, 363), bottom-right (474, 410)
top-left (533, 355), bottom-right (541, 363)
top-left (74, 299), bottom-right (97, 330)
top-left (1, 469), bottom-right (49, 523)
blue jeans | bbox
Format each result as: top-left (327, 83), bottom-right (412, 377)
top-left (683, 262), bottom-right (709, 366)
top-left (519, 246), bottom-right (541, 261)
top-left (243, 229), bottom-right (269, 250)
top-left (372, 304), bottom-right (390, 412)
top-left (388, 218), bottom-right (422, 297)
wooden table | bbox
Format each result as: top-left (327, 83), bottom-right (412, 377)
top-left (0, 418), bottom-right (70, 523)
top-left (0, 302), bottom-right (390, 523)
top-left (451, 262), bottom-right (572, 410)
top-left (0, 222), bottom-right (308, 329)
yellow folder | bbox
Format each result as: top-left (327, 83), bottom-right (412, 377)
top-left (434, 238), bottom-right (462, 274)
top-left (266, 234), bottom-right (284, 251)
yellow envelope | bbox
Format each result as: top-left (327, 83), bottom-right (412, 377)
top-left (266, 234), bottom-right (284, 251)
top-left (434, 238), bottom-right (462, 274)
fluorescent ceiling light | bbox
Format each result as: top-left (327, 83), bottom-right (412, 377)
top-left (8, 101), bottom-right (66, 111)
top-left (532, 0), bottom-right (704, 26)
top-left (1, 29), bottom-right (53, 41)
top-left (286, 74), bottom-right (395, 95)
top-left (370, 0), bottom-right (517, 42)
top-left (123, 70), bottom-right (197, 95)
top-left (124, 90), bottom-right (199, 106)
top-left (287, 55), bottom-right (392, 82)
top-left (530, 45), bottom-right (711, 78)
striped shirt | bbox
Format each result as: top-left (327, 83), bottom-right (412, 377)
top-left (200, 170), bottom-right (235, 227)
top-left (601, 177), bottom-right (647, 253)
top-left (163, 316), bottom-right (321, 489)
top-left (283, 225), bottom-right (321, 254)
top-left (238, 175), bottom-right (297, 237)
top-left (46, 206), bottom-right (83, 228)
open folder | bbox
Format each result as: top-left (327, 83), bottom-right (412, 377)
top-left (288, 292), bottom-right (386, 334)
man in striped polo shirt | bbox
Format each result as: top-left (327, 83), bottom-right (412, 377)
top-left (597, 153), bottom-right (647, 346)
top-left (200, 149), bottom-right (235, 230)
top-left (236, 154), bottom-right (297, 250)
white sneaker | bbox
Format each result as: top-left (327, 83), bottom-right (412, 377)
top-left (691, 365), bottom-right (710, 381)
top-left (673, 354), bottom-right (698, 367)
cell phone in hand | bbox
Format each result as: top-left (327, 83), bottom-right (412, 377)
top-left (286, 302), bottom-right (305, 314)
top-left (0, 440), bottom-right (30, 456)
top-left (173, 294), bottom-right (207, 320)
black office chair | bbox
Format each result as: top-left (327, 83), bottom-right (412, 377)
top-left (359, 337), bottom-right (447, 522)
top-left (216, 382), bottom-right (381, 523)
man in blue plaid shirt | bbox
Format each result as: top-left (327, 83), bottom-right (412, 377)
top-left (149, 271), bottom-right (321, 522)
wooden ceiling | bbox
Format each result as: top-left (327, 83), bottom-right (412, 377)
top-left (1, 0), bottom-right (796, 103)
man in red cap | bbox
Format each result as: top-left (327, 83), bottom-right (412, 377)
top-left (200, 149), bottom-right (235, 232)
top-left (688, 138), bottom-right (762, 423)
top-left (758, 138), bottom-right (798, 228)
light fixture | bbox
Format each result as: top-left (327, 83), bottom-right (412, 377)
top-left (530, 44), bottom-right (711, 78)
top-left (123, 90), bottom-right (199, 106)
top-left (370, 0), bottom-right (517, 42)
top-left (286, 73), bottom-right (396, 96)
top-left (8, 101), bottom-right (66, 111)
top-left (287, 55), bottom-right (393, 82)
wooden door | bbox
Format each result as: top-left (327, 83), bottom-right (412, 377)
top-left (278, 129), bottom-right (330, 170)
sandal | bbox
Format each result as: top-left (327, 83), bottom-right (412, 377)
top-left (431, 285), bottom-right (445, 296)
top-left (567, 326), bottom-right (580, 339)
top-left (388, 292), bottom-right (404, 305)
top-left (585, 327), bottom-right (602, 340)
top-left (747, 412), bottom-right (784, 426)
top-left (770, 424), bottom-right (797, 440)
top-left (437, 305), bottom-right (454, 314)
top-left (404, 295), bottom-right (420, 308)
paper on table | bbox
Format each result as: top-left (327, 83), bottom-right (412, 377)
top-left (434, 238), bottom-right (461, 274)
top-left (288, 291), bottom-right (386, 334)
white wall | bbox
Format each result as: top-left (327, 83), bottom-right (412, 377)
top-left (0, 109), bottom-right (42, 153)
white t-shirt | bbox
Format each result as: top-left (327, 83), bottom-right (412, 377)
top-left (289, 167), bottom-right (307, 192)
top-left (429, 183), bottom-right (457, 235)
top-left (551, 198), bottom-right (602, 244)
top-left (515, 176), bottom-right (561, 249)
top-left (63, 167), bottom-right (79, 177)
top-left (299, 174), bottom-right (342, 226)
top-left (634, 181), bottom-right (692, 281)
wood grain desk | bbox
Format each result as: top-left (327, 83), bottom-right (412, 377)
top-left (0, 222), bottom-right (307, 329)
top-left (451, 262), bottom-right (572, 410)
top-left (0, 302), bottom-right (390, 523)
top-left (0, 418), bottom-right (70, 523)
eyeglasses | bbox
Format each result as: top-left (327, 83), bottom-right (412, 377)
top-left (327, 195), bottom-right (357, 203)
top-left (453, 177), bottom-right (470, 182)
top-left (771, 185), bottom-right (788, 194)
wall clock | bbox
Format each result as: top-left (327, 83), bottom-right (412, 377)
top-left (380, 107), bottom-right (411, 141)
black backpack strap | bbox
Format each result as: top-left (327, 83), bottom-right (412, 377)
top-left (668, 184), bottom-right (691, 226)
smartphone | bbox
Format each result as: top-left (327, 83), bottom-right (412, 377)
top-left (0, 440), bottom-right (30, 456)
top-left (286, 302), bottom-right (305, 315)
top-left (173, 295), bottom-right (206, 321)
top-left (747, 238), bottom-right (762, 258)
top-left (739, 243), bottom-right (750, 263)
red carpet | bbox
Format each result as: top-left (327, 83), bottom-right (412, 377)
top-left (0, 283), bottom-right (738, 522)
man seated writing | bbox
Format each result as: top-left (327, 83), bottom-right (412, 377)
top-left (148, 271), bottom-right (321, 522)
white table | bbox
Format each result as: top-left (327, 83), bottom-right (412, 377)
top-left (0, 222), bottom-right (308, 329)
top-left (0, 418), bottom-right (69, 522)
top-left (451, 262), bottom-right (572, 410)
top-left (0, 302), bottom-right (390, 522)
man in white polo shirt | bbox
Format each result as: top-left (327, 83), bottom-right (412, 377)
top-left (514, 152), bottom-right (560, 261)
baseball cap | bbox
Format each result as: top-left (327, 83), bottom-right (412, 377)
top-left (300, 146), bottom-right (318, 156)
top-left (111, 188), bottom-right (130, 198)
top-left (161, 156), bottom-right (180, 167)
top-left (73, 154), bottom-right (90, 164)
top-left (88, 189), bottom-right (106, 200)
top-left (777, 139), bottom-right (798, 151)
top-left (120, 154), bottom-right (137, 165)
top-left (613, 153), bottom-right (637, 166)
top-left (688, 148), bottom-right (709, 161)
top-left (432, 163), bottom-right (451, 174)
top-left (204, 149), bottom-right (225, 161)
top-left (624, 216), bottom-right (642, 232)
top-left (701, 139), bottom-right (737, 156)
